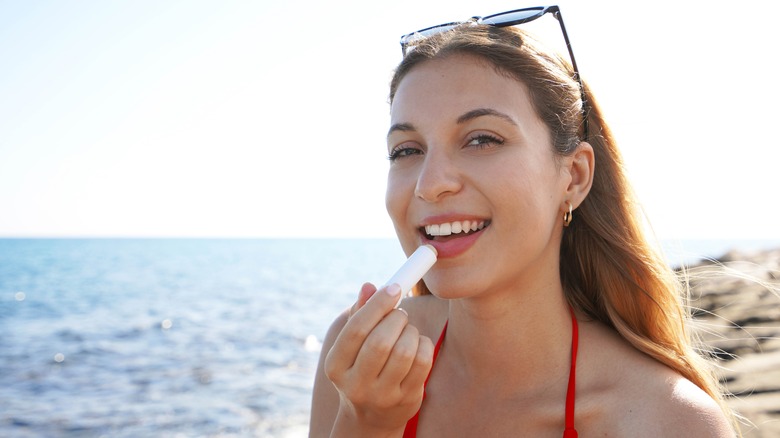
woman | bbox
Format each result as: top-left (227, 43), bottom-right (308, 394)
top-left (310, 6), bottom-right (736, 437)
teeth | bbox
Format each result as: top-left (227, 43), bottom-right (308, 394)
top-left (425, 220), bottom-right (486, 237)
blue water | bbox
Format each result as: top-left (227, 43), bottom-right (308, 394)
top-left (0, 239), bottom-right (407, 437)
top-left (0, 237), bottom-right (777, 437)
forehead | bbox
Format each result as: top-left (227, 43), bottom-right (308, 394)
top-left (390, 54), bottom-right (539, 127)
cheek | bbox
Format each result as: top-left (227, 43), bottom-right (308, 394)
top-left (385, 171), bottom-right (411, 225)
top-left (385, 172), bottom-right (421, 255)
top-left (489, 161), bottom-right (558, 223)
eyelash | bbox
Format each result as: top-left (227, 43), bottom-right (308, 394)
top-left (467, 134), bottom-right (504, 149)
top-left (388, 134), bottom-right (505, 161)
top-left (388, 146), bottom-right (422, 162)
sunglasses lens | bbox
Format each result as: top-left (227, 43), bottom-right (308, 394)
top-left (482, 8), bottom-right (544, 26)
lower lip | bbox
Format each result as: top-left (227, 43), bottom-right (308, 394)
top-left (423, 227), bottom-right (485, 259)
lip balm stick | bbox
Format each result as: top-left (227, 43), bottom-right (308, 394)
top-left (384, 244), bottom-right (438, 308)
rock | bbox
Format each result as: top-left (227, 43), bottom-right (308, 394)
top-left (685, 247), bottom-right (780, 437)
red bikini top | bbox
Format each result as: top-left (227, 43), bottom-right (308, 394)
top-left (403, 307), bottom-right (580, 437)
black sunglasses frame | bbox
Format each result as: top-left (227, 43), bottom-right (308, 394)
top-left (399, 5), bottom-right (589, 140)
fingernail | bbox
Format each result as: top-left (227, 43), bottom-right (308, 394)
top-left (385, 283), bottom-right (401, 297)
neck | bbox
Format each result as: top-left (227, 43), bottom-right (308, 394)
top-left (443, 281), bottom-right (574, 394)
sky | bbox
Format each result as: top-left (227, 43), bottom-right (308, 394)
top-left (1, 0), bottom-right (778, 239)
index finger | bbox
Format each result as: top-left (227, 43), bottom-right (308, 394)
top-left (348, 282), bottom-right (377, 319)
top-left (327, 284), bottom-right (402, 372)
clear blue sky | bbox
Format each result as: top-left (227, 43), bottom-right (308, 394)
top-left (1, 0), bottom-right (778, 238)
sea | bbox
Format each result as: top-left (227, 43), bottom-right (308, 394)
top-left (1, 237), bottom-right (778, 437)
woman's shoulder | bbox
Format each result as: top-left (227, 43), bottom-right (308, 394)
top-left (578, 319), bottom-right (734, 437)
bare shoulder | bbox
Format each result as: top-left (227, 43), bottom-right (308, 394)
top-left (309, 307), bottom-right (350, 438)
top-left (657, 376), bottom-right (735, 436)
top-left (578, 320), bottom-right (734, 437)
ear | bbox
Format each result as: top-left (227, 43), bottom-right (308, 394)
top-left (562, 141), bottom-right (594, 209)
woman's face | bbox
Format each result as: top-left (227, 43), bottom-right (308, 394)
top-left (386, 54), bottom-right (572, 298)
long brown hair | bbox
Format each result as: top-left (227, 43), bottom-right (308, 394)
top-left (390, 24), bottom-right (733, 422)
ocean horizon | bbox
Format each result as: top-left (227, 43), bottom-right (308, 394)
top-left (2, 237), bottom-right (778, 437)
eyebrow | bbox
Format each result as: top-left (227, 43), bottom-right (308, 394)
top-left (387, 122), bottom-right (415, 139)
top-left (456, 108), bottom-right (518, 126)
top-left (387, 107), bottom-right (518, 139)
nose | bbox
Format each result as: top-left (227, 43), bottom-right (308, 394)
top-left (414, 149), bottom-right (462, 202)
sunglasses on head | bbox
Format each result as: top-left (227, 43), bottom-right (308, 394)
top-left (399, 5), bottom-right (589, 140)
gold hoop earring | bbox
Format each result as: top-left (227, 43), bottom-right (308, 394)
top-left (563, 202), bottom-right (573, 227)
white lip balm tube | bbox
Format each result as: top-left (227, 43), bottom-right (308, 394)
top-left (383, 244), bottom-right (438, 308)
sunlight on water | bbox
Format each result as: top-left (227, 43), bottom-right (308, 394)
top-left (0, 238), bottom-right (405, 437)
top-left (304, 334), bottom-right (322, 353)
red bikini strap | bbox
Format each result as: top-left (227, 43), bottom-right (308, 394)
top-left (403, 320), bottom-right (448, 438)
top-left (405, 313), bottom-right (577, 438)
top-left (563, 306), bottom-right (579, 438)
top-left (432, 320), bottom-right (448, 364)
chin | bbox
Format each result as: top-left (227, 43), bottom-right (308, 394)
top-left (423, 272), bottom-right (478, 300)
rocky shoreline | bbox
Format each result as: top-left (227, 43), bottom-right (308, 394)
top-left (684, 247), bottom-right (780, 437)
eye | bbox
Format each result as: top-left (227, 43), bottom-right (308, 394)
top-left (388, 145), bottom-right (423, 162)
top-left (466, 133), bottom-right (504, 150)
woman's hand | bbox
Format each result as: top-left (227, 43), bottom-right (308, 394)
top-left (324, 282), bottom-right (434, 436)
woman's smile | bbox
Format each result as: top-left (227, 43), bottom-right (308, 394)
top-left (418, 215), bottom-right (491, 258)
